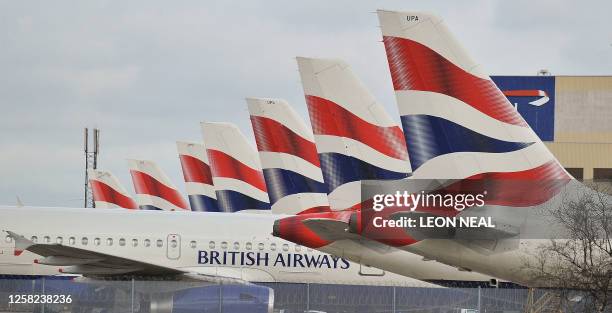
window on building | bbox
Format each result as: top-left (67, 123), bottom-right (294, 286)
top-left (594, 168), bottom-right (612, 181)
top-left (565, 168), bottom-right (584, 180)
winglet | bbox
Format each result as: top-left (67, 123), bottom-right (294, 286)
top-left (6, 231), bottom-right (34, 256)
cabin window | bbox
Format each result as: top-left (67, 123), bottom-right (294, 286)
top-left (69, 237), bottom-right (75, 245)
top-left (94, 238), bottom-right (101, 246)
top-left (221, 241), bottom-right (228, 250)
top-left (233, 242), bottom-right (240, 250)
top-left (56, 237), bottom-right (63, 244)
top-left (31, 236), bottom-right (38, 243)
top-left (246, 242), bottom-right (252, 250)
top-left (170, 240), bottom-right (178, 248)
top-left (209, 241), bottom-right (215, 249)
top-left (132, 239), bottom-right (138, 247)
top-left (81, 237), bottom-right (88, 245)
top-left (270, 243), bottom-right (277, 251)
top-left (106, 238), bottom-right (113, 246)
top-left (156, 239), bottom-right (163, 248)
top-left (190, 241), bottom-right (196, 248)
top-left (144, 239), bottom-right (151, 247)
top-left (119, 238), bottom-right (126, 246)
top-left (295, 245), bottom-right (302, 252)
top-left (44, 236), bottom-right (50, 243)
top-left (258, 243), bottom-right (264, 251)
top-left (282, 244), bottom-right (289, 252)
top-left (5, 235), bottom-right (12, 243)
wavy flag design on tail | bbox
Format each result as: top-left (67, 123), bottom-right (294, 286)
top-left (377, 10), bottom-right (569, 204)
top-left (177, 141), bottom-right (219, 212)
top-left (297, 57), bottom-right (412, 210)
top-left (201, 122), bottom-right (271, 212)
top-left (128, 159), bottom-right (189, 211)
top-left (248, 97), bottom-right (330, 215)
top-left (88, 169), bottom-right (137, 209)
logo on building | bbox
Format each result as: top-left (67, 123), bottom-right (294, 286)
top-left (492, 76), bottom-right (556, 141)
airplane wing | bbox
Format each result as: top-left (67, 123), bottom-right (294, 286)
top-left (6, 231), bottom-right (247, 285)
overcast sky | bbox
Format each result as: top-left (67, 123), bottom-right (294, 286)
top-left (1, 0), bottom-right (611, 207)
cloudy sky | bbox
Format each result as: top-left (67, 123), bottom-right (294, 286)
top-left (1, 0), bottom-right (611, 207)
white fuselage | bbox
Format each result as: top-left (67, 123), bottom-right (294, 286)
top-left (0, 206), bottom-right (440, 287)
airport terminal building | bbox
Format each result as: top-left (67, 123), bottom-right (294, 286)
top-left (491, 75), bottom-right (612, 180)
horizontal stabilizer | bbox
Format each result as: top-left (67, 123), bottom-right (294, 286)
top-left (302, 218), bottom-right (360, 241)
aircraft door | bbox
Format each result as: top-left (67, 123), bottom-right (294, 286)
top-left (166, 234), bottom-right (181, 260)
top-left (359, 263), bottom-right (385, 276)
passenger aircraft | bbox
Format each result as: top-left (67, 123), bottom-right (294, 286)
top-left (0, 207), bottom-right (436, 287)
top-left (277, 10), bottom-right (609, 288)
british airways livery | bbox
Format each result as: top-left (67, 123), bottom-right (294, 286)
top-left (88, 169), bottom-right (138, 209)
top-left (128, 159), bottom-right (190, 211)
top-left (248, 97), bottom-right (330, 215)
top-left (201, 122), bottom-right (271, 212)
top-left (177, 141), bottom-right (219, 212)
top-left (297, 57), bottom-right (412, 210)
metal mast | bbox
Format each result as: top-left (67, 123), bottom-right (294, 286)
top-left (84, 128), bottom-right (100, 208)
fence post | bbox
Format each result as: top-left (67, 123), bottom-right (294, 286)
top-left (306, 283), bottom-right (310, 312)
top-left (131, 277), bottom-right (135, 313)
top-left (478, 286), bottom-right (481, 313)
top-left (392, 286), bottom-right (396, 313)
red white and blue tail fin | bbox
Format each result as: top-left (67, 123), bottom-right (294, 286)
top-left (88, 169), bottom-right (138, 209)
top-left (201, 122), bottom-right (271, 212)
top-left (127, 159), bottom-right (189, 211)
top-left (377, 10), bottom-right (567, 181)
top-left (297, 57), bottom-right (412, 210)
top-left (247, 97), bottom-right (330, 215)
top-left (176, 141), bottom-right (219, 212)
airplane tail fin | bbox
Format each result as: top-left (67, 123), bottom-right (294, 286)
top-left (201, 122), bottom-right (270, 212)
top-left (247, 97), bottom-right (330, 215)
top-left (377, 10), bottom-right (568, 181)
top-left (297, 56), bottom-right (411, 210)
top-left (88, 169), bottom-right (138, 209)
top-left (127, 159), bottom-right (189, 211)
top-left (177, 141), bottom-right (220, 212)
